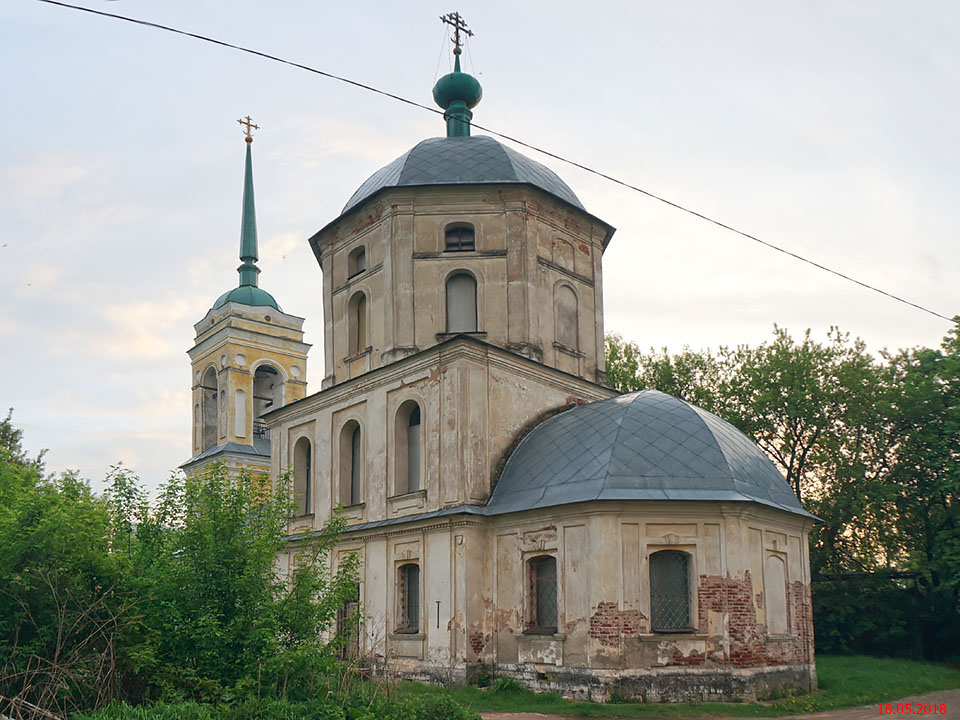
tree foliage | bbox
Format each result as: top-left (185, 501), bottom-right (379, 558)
top-left (0, 415), bottom-right (362, 715)
top-left (606, 322), bottom-right (960, 659)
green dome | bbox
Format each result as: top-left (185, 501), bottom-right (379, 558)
top-left (433, 70), bottom-right (482, 110)
top-left (212, 285), bottom-right (280, 311)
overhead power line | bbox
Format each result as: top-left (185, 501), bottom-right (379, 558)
top-left (36, 0), bottom-right (958, 326)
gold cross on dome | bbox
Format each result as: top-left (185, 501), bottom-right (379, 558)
top-left (237, 115), bottom-right (260, 143)
top-left (440, 12), bottom-right (473, 56)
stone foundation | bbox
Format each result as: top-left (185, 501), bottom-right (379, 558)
top-left (467, 662), bottom-right (816, 703)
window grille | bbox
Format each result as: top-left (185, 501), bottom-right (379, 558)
top-left (337, 582), bottom-right (361, 659)
top-left (529, 555), bottom-right (558, 631)
top-left (398, 564), bottom-right (420, 633)
top-left (252, 419), bottom-right (270, 439)
top-left (650, 550), bottom-right (692, 631)
top-left (445, 225), bottom-right (475, 252)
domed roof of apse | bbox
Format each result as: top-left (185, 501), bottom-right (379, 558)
top-left (487, 389), bottom-right (815, 519)
top-left (341, 135), bottom-right (585, 215)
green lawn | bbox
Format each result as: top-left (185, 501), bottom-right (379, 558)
top-left (399, 655), bottom-right (960, 717)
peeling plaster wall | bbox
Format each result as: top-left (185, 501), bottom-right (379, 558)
top-left (326, 503), bottom-right (815, 701)
top-left (265, 169), bottom-right (817, 703)
top-left (269, 338), bottom-right (613, 528)
top-left (310, 185), bottom-right (612, 388)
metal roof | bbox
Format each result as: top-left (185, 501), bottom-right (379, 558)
top-left (487, 389), bottom-right (815, 519)
top-left (212, 285), bottom-right (280, 311)
top-left (341, 136), bottom-right (585, 214)
top-left (179, 438), bottom-right (270, 469)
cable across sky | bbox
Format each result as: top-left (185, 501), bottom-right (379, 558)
top-left (36, 0), bottom-right (958, 326)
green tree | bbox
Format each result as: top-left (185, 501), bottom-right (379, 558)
top-left (0, 412), bottom-right (128, 716)
top-left (120, 464), bottom-right (360, 702)
top-left (605, 334), bottom-right (724, 412)
top-left (878, 324), bottom-right (960, 656)
top-left (605, 328), bottom-right (884, 501)
top-left (0, 414), bottom-right (362, 711)
top-left (605, 324), bottom-right (960, 658)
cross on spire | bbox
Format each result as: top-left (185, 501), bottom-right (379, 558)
top-left (440, 11), bottom-right (473, 56)
top-left (237, 115), bottom-right (259, 144)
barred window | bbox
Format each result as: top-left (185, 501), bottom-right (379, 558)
top-left (445, 223), bottom-right (475, 252)
top-left (528, 555), bottom-right (558, 632)
top-left (650, 550), bottom-right (693, 631)
top-left (397, 564), bottom-right (420, 633)
top-left (337, 582), bottom-right (361, 660)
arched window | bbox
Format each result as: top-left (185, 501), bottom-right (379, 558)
top-left (528, 555), bottom-right (558, 632)
top-left (397, 563), bottom-right (420, 633)
top-left (201, 366), bottom-right (218, 451)
top-left (650, 550), bottom-right (693, 632)
top-left (348, 292), bottom-right (367, 355)
top-left (444, 223), bottom-right (475, 252)
top-left (554, 284), bottom-right (579, 350)
top-left (293, 436), bottom-right (312, 516)
top-left (340, 421), bottom-right (362, 506)
top-left (395, 401), bottom-right (422, 495)
top-left (253, 365), bottom-right (283, 419)
top-left (445, 273), bottom-right (477, 333)
top-left (348, 246), bottom-right (366, 277)
top-left (765, 555), bottom-right (789, 635)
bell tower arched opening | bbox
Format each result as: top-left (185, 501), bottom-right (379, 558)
top-left (253, 365), bottom-right (283, 437)
top-left (201, 366), bottom-right (219, 451)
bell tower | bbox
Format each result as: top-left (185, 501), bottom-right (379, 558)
top-left (183, 118), bottom-right (311, 476)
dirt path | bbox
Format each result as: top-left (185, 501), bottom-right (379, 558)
top-left (480, 688), bottom-right (960, 720)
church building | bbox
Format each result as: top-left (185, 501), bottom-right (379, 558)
top-left (183, 25), bottom-right (817, 702)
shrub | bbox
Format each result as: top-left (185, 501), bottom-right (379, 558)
top-left (489, 676), bottom-right (525, 694)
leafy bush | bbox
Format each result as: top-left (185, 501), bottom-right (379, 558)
top-left (813, 576), bottom-right (960, 661)
top-left (0, 412), bottom-right (129, 715)
top-left (74, 696), bottom-right (480, 720)
top-left (0, 410), bottom-right (364, 714)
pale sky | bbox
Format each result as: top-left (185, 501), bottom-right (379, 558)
top-left (2, 1), bottom-right (958, 493)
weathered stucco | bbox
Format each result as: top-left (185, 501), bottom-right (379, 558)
top-left (247, 161), bottom-right (816, 701)
top-left (307, 184), bottom-right (613, 389)
top-left (184, 301), bottom-right (310, 475)
top-left (278, 501), bottom-right (815, 701)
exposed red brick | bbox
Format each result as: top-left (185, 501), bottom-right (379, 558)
top-left (469, 631), bottom-right (489, 656)
top-left (588, 601), bottom-right (646, 648)
top-left (697, 571), bottom-right (813, 668)
top-left (667, 648), bottom-right (705, 666)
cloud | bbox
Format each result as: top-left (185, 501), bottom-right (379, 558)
top-left (0, 154), bottom-right (94, 211)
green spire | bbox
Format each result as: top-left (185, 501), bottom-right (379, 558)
top-left (434, 12), bottom-right (482, 137)
top-left (237, 137), bottom-right (260, 287)
top-left (211, 118), bottom-right (280, 312)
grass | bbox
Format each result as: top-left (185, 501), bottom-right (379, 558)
top-left (398, 655), bottom-right (960, 717)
